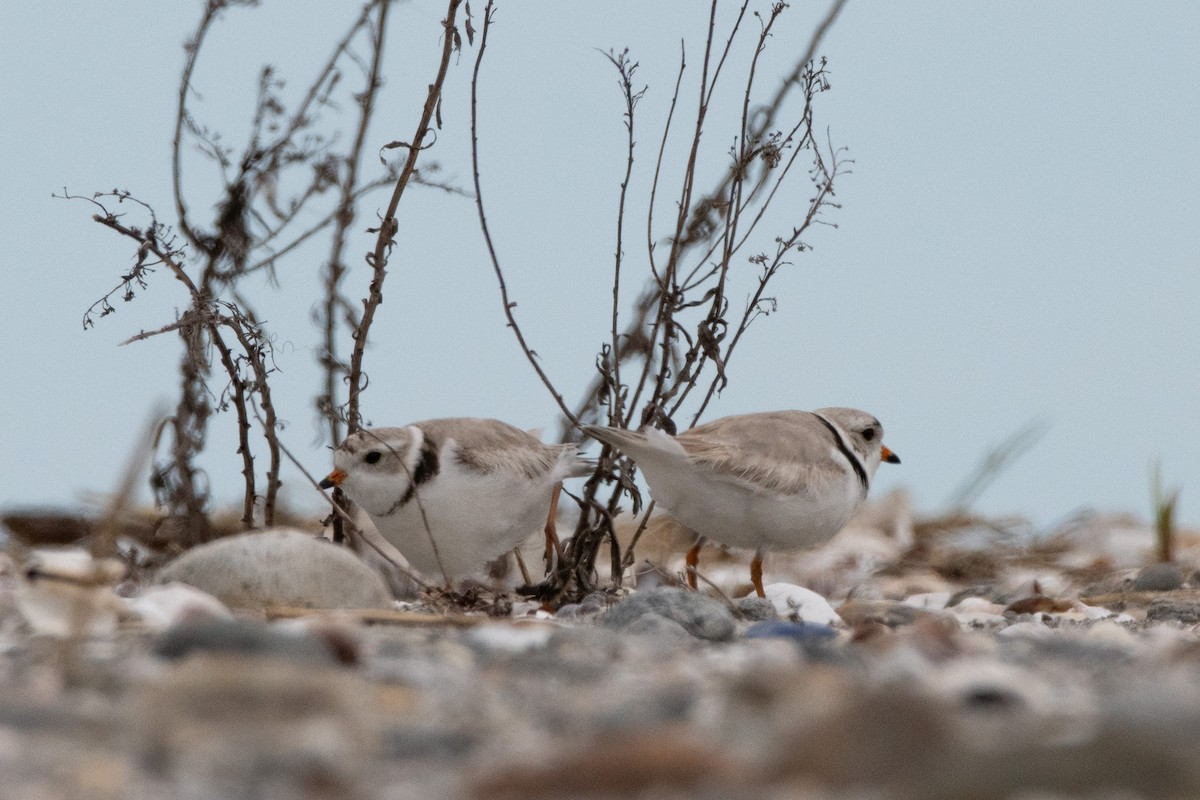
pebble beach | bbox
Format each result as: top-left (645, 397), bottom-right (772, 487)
top-left (3, 494), bottom-right (1200, 799)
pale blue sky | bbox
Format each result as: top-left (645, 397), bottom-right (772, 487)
top-left (2, 2), bottom-right (1197, 528)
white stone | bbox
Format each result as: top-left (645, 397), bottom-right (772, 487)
top-left (1083, 620), bottom-right (1138, 649)
top-left (954, 597), bottom-right (1007, 615)
top-left (155, 528), bottom-right (392, 610)
top-left (1064, 601), bottom-right (1117, 621)
top-left (24, 547), bottom-right (125, 584)
top-left (762, 583), bottom-right (843, 626)
top-left (464, 621), bottom-right (558, 653)
top-left (996, 620), bottom-right (1054, 639)
top-left (125, 582), bottom-right (231, 631)
top-left (903, 592), bottom-right (951, 610)
top-left (951, 606), bottom-right (1008, 626)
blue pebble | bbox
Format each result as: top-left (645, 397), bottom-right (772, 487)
top-left (744, 620), bottom-right (837, 642)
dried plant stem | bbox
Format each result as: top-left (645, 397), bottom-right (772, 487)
top-left (623, 45), bottom-right (687, 428)
top-left (210, 319), bottom-right (257, 526)
top-left (82, 200), bottom-right (283, 529)
top-left (666, 5), bottom-right (787, 418)
top-left (261, 3), bottom-right (377, 163)
top-left (690, 149), bottom-right (840, 423)
top-left (218, 309), bottom-right (281, 524)
top-left (172, 3), bottom-right (220, 251)
top-left (644, 0), bottom-right (722, 412)
top-left (470, 0), bottom-right (578, 426)
top-left (685, 0), bottom-right (847, 229)
top-left (547, 2), bottom-right (850, 596)
top-left (603, 49), bottom-right (645, 427)
top-left (346, 0), bottom-right (463, 433)
top-left (621, 499), bottom-right (657, 569)
top-left (320, 0), bottom-right (390, 449)
top-left (76, 1), bottom-right (468, 540)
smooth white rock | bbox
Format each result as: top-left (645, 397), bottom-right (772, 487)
top-left (24, 548), bottom-right (125, 584)
top-left (1081, 619), bottom-right (1139, 650)
top-left (1060, 601), bottom-right (1118, 621)
top-left (464, 621), bottom-right (558, 653)
top-left (762, 583), bottom-right (843, 626)
top-left (155, 529), bottom-right (392, 610)
top-left (125, 582), bottom-right (232, 631)
top-left (903, 592), bottom-right (951, 610)
top-left (951, 596), bottom-right (1008, 624)
top-left (995, 620), bottom-right (1055, 639)
top-left (954, 597), bottom-right (1007, 615)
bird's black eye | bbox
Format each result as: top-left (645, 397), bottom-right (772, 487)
top-left (364, 450), bottom-right (382, 464)
top-left (862, 428), bottom-right (876, 442)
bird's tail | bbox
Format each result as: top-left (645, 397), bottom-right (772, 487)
top-left (556, 443), bottom-right (597, 478)
top-left (581, 424), bottom-right (648, 454)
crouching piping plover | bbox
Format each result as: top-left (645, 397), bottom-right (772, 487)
top-left (320, 418), bottom-right (590, 582)
top-left (584, 408), bottom-right (900, 597)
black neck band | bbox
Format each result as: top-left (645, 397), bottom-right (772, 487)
top-left (813, 414), bottom-right (869, 493)
top-left (383, 439), bottom-right (440, 515)
top-left (400, 440), bottom-right (440, 506)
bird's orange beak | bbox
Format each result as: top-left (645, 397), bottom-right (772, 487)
top-left (319, 468), bottom-right (346, 489)
top-left (881, 446), bottom-right (900, 464)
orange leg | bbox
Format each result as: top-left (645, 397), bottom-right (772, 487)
top-left (685, 537), bottom-right (706, 590)
top-left (750, 547), bottom-right (766, 598)
top-left (543, 483), bottom-right (564, 570)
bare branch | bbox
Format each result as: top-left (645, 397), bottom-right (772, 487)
top-left (601, 48), bottom-right (646, 428)
top-left (346, 0), bottom-right (464, 433)
top-left (470, 0), bottom-right (578, 426)
top-left (319, 0), bottom-right (390, 450)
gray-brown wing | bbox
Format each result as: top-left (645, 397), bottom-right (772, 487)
top-left (415, 418), bottom-right (577, 479)
top-left (675, 411), bottom-right (842, 495)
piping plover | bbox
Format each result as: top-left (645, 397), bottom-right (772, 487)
top-left (319, 418), bottom-right (590, 582)
top-left (584, 408), bottom-right (900, 597)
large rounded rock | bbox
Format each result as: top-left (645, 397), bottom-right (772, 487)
top-left (156, 529), bottom-right (392, 610)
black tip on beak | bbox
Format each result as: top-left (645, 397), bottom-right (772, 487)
top-left (319, 468), bottom-right (346, 489)
top-left (881, 446), bottom-right (900, 465)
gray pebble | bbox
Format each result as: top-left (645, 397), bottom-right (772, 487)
top-left (621, 613), bottom-right (697, 646)
top-left (736, 596), bottom-right (778, 621)
top-left (1146, 599), bottom-right (1200, 625)
top-left (578, 592), bottom-right (615, 615)
top-left (555, 603), bottom-right (583, 619)
top-left (381, 726), bottom-right (477, 760)
top-left (591, 683), bottom-right (697, 731)
top-left (1133, 562), bottom-right (1184, 592)
top-left (154, 617), bottom-right (338, 665)
top-left (1079, 577), bottom-right (1133, 596)
top-left (602, 588), bottom-right (736, 642)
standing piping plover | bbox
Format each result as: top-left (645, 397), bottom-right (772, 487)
top-left (319, 418), bottom-right (590, 583)
top-left (584, 408), bottom-right (900, 597)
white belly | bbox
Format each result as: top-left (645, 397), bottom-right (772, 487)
top-left (368, 462), bottom-right (557, 579)
top-left (639, 456), bottom-right (862, 552)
